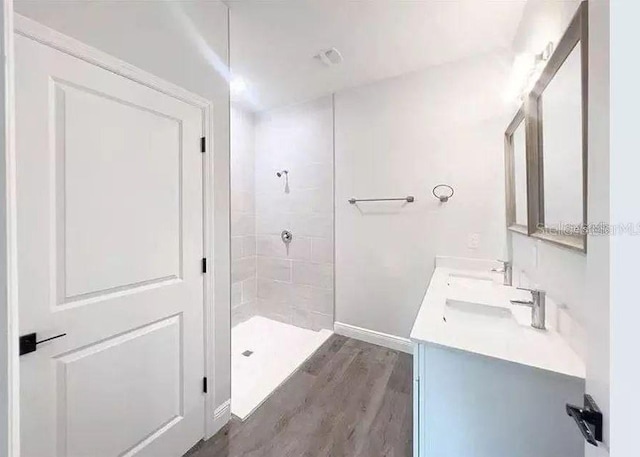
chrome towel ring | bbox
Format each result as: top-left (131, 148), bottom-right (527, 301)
top-left (432, 184), bottom-right (454, 202)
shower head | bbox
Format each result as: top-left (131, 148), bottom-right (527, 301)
top-left (276, 170), bottom-right (288, 178)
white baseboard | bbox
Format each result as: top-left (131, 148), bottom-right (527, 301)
top-left (334, 322), bottom-right (413, 354)
top-left (210, 399), bottom-right (230, 437)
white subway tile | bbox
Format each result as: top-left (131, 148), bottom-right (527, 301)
top-left (288, 237), bottom-right (312, 261)
top-left (290, 307), bottom-right (313, 330)
top-left (311, 312), bottom-right (334, 331)
top-left (257, 235), bottom-right (311, 260)
top-left (257, 298), bottom-right (291, 323)
top-left (242, 236), bottom-right (256, 257)
top-left (242, 276), bottom-right (257, 303)
top-left (242, 191), bottom-right (255, 213)
top-left (256, 191), bottom-right (289, 214)
top-left (231, 236), bottom-right (243, 260)
top-left (231, 302), bottom-right (255, 328)
top-left (309, 189), bottom-right (333, 213)
top-left (256, 235), bottom-right (278, 258)
top-left (286, 191), bottom-right (313, 214)
top-left (256, 211), bottom-right (291, 236)
top-left (245, 215), bottom-right (256, 236)
top-left (311, 238), bottom-right (334, 264)
top-left (281, 189), bottom-right (330, 215)
top-left (232, 213), bottom-right (255, 237)
top-left (257, 257), bottom-right (292, 281)
top-left (256, 235), bottom-right (278, 257)
top-left (291, 284), bottom-right (333, 314)
top-left (231, 190), bottom-right (244, 212)
top-left (232, 257), bottom-right (256, 283)
top-left (290, 308), bottom-right (333, 331)
top-left (230, 211), bottom-right (241, 231)
top-left (292, 261), bottom-right (333, 288)
top-left (253, 97), bottom-right (334, 325)
top-left (255, 169), bottom-right (284, 195)
top-left (290, 214), bottom-right (333, 238)
top-left (257, 278), bottom-right (292, 303)
top-left (294, 163), bottom-right (333, 190)
top-left (231, 282), bottom-right (242, 308)
top-left (266, 312), bottom-right (292, 326)
top-left (291, 283), bottom-right (314, 301)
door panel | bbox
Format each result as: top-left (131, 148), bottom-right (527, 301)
top-left (16, 32), bottom-right (205, 457)
top-left (55, 80), bottom-right (183, 302)
top-left (59, 316), bottom-right (182, 457)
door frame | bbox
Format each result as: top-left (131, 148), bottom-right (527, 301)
top-left (1, 1), bottom-right (18, 456)
top-left (6, 12), bottom-right (219, 452)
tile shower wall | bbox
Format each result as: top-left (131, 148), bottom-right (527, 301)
top-left (231, 106), bottom-right (257, 327)
top-left (254, 96), bottom-right (334, 330)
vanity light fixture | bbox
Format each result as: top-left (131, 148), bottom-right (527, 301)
top-left (537, 42), bottom-right (555, 63)
top-left (503, 41), bottom-right (555, 104)
top-left (522, 41), bottom-right (555, 96)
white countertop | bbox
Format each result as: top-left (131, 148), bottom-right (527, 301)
top-left (410, 266), bottom-right (585, 379)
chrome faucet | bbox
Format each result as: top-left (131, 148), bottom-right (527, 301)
top-left (491, 260), bottom-right (513, 286)
top-left (510, 288), bottom-right (546, 330)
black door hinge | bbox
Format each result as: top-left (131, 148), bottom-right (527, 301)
top-left (203, 377), bottom-right (208, 393)
top-left (201, 258), bottom-right (207, 273)
top-left (200, 137), bottom-right (206, 153)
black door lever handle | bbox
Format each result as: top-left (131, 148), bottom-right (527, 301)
top-left (19, 332), bottom-right (67, 356)
top-left (566, 394), bottom-right (603, 447)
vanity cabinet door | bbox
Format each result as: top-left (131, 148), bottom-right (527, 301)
top-left (413, 343), bottom-right (427, 457)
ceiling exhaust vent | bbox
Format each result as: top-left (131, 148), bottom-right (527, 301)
top-left (314, 47), bottom-right (343, 67)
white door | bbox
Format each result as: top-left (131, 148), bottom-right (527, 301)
top-left (16, 32), bottom-right (206, 457)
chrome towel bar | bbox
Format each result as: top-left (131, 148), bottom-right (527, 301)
top-left (348, 196), bottom-right (415, 204)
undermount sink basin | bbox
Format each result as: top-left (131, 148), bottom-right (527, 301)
top-left (443, 298), bottom-right (514, 327)
top-left (449, 271), bottom-right (492, 281)
top-left (447, 273), bottom-right (494, 291)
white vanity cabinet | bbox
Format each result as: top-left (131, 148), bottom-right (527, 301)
top-left (411, 262), bottom-right (587, 456)
top-left (412, 340), bottom-right (585, 457)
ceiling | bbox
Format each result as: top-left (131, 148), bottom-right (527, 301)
top-left (228, 0), bottom-right (527, 112)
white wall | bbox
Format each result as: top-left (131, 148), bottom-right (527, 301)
top-left (13, 0), bottom-right (233, 421)
top-left (335, 52), bottom-right (511, 339)
top-left (611, 2), bottom-right (638, 456)
top-left (254, 96), bottom-right (334, 330)
top-left (230, 105), bottom-right (256, 327)
top-left (512, 0), bottom-right (582, 57)
top-left (510, 0), bottom-right (610, 452)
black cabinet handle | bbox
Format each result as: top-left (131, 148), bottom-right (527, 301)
top-left (19, 332), bottom-right (67, 356)
top-left (566, 394), bottom-right (603, 447)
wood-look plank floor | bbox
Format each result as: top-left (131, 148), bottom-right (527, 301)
top-left (186, 335), bottom-right (413, 457)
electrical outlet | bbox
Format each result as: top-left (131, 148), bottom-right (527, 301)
top-left (468, 233), bottom-right (480, 250)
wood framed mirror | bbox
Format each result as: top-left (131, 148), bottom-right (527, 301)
top-left (526, 2), bottom-right (588, 252)
top-left (504, 106), bottom-right (531, 235)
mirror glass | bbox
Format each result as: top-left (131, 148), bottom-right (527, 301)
top-left (512, 121), bottom-right (528, 227)
top-left (540, 42), bottom-right (583, 232)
